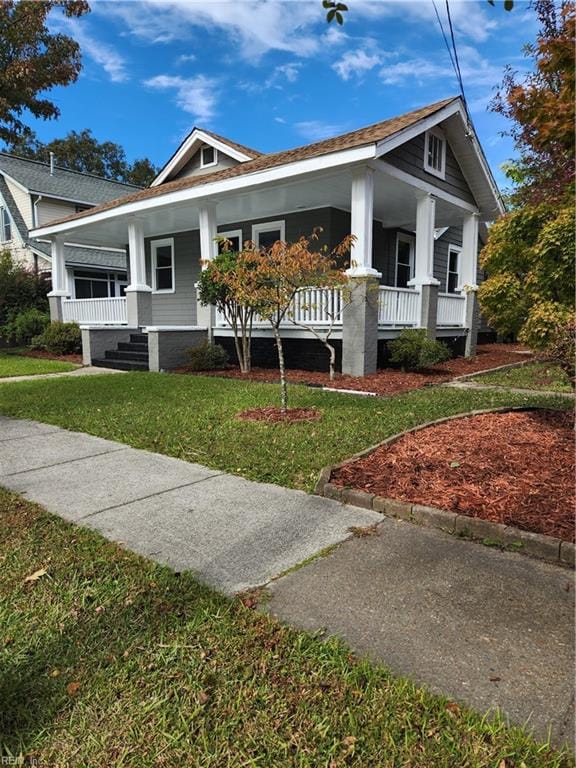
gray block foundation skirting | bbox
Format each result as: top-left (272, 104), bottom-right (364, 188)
top-left (147, 328), bottom-right (208, 371)
top-left (315, 406), bottom-right (574, 568)
top-left (81, 327), bottom-right (135, 366)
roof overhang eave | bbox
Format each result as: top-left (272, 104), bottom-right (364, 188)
top-left (29, 144), bottom-right (377, 240)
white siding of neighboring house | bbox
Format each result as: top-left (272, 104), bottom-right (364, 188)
top-left (0, 188), bottom-right (32, 267)
top-left (36, 197), bottom-right (79, 227)
top-left (5, 177), bottom-right (33, 228)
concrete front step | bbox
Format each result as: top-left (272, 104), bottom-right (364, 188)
top-left (92, 358), bottom-right (148, 371)
top-left (130, 333), bottom-right (148, 345)
top-left (118, 341), bottom-right (148, 352)
top-left (104, 349), bottom-right (149, 362)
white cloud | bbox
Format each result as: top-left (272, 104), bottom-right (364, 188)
top-left (102, 0), bottom-right (321, 61)
top-left (144, 74), bottom-right (218, 123)
top-left (51, 16), bottom-right (129, 82)
top-left (332, 49), bottom-right (382, 81)
top-left (177, 53), bottom-right (197, 64)
top-left (293, 120), bottom-right (348, 142)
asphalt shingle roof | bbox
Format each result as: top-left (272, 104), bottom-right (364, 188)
top-left (0, 154), bottom-right (140, 204)
top-left (31, 240), bottom-right (127, 271)
top-left (40, 98), bottom-right (459, 229)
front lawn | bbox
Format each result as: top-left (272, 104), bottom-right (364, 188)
top-left (0, 372), bottom-right (571, 491)
top-left (0, 351), bottom-right (77, 378)
top-left (0, 488), bottom-right (570, 767)
top-left (471, 362), bottom-right (573, 393)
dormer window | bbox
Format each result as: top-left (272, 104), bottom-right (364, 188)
top-left (424, 129), bottom-right (446, 179)
top-left (200, 145), bottom-right (217, 168)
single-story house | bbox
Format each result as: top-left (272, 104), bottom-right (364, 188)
top-left (0, 153), bottom-right (139, 309)
top-left (30, 96), bottom-right (503, 376)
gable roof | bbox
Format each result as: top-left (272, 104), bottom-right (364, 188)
top-left (0, 153), bottom-right (140, 205)
top-left (0, 175), bottom-right (28, 242)
top-left (152, 127), bottom-right (263, 187)
top-left (30, 240), bottom-right (127, 271)
top-left (39, 98), bottom-right (466, 233)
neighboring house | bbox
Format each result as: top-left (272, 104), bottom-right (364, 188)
top-left (0, 153), bottom-right (140, 308)
top-left (30, 97), bottom-right (503, 376)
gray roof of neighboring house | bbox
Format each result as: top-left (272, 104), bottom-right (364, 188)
top-left (0, 153), bottom-right (140, 204)
top-left (30, 240), bottom-right (127, 271)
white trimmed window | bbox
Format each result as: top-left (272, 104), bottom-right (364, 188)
top-left (1, 207), bottom-right (11, 242)
top-left (446, 245), bottom-right (461, 293)
top-left (200, 145), bottom-right (218, 169)
top-left (151, 238), bottom-right (175, 293)
top-left (424, 129), bottom-right (446, 179)
top-left (218, 229), bottom-right (243, 254)
top-left (395, 233), bottom-right (415, 288)
top-left (252, 220), bottom-right (286, 249)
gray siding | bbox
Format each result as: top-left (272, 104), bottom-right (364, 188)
top-left (218, 208), bottom-right (333, 251)
top-left (145, 230), bottom-right (200, 325)
top-left (433, 226), bottom-right (463, 289)
top-left (174, 148), bottom-right (239, 180)
top-left (385, 132), bottom-right (475, 205)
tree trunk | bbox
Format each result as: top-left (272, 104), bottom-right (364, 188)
top-left (273, 325), bottom-right (288, 412)
top-left (325, 341), bottom-right (336, 380)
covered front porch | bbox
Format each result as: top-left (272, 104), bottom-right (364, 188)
top-left (43, 153), bottom-right (482, 375)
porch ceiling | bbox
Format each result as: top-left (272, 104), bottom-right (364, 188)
top-left (49, 164), bottom-right (472, 248)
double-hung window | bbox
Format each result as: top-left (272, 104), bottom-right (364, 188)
top-left (200, 145), bottom-right (217, 169)
top-left (424, 129), bottom-right (446, 179)
top-left (151, 238), bottom-right (175, 293)
top-left (395, 233), bottom-right (415, 288)
top-left (1, 207), bottom-right (11, 242)
top-left (446, 245), bottom-right (461, 293)
top-left (218, 229), bottom-right (243, 254)
top-left (252, 220), bottom-right (286, 249)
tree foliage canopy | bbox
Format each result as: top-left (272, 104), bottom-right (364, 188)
top-left (0, 0), bottom-right (90, 145)
top-left (6, 129), bottom-right (159, 187)
top-left (479, 0), bottom-right (575, 349)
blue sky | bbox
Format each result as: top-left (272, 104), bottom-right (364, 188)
top-left (33, 0), bottom-right (538, 189)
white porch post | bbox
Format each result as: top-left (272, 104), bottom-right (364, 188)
top-left (409, 192), bottom-right (440, 337)
top-left (125, 217), bottom-right (152, 327)
top-left (460, 211), bottom-right (480, 356)
top-left (47, 235), bottom-right (69, 322)
top-left (342, 166), bottom-right (381, 376)
top-left (197, 202), bottom-right (218, 337)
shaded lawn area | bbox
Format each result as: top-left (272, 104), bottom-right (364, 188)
top-left (1, 489), bottom-right (571, 768)
top-left (0, 372), bottom-right (571, 492)
top-left (472, 362), bottom-right (573, 394)
top-left (0, 351), bottom-right (77, 378)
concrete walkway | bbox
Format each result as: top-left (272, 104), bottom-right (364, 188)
top-left (444, 379), bottom-right (575, 399)
top-left (267, 518), bottom-right (575, 747)
top-left (0, 366), bottom-right (125, 385)
top-left (0, 415), bottom-right (572, 747)
top-left (0, 415), bottom-right (377, 594)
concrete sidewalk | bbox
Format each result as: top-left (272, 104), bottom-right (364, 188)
top-left (0, 366), bottom-right (125, 385)
top-left (267, 519), bottom-right (575, 747)
top-left (0, 415), bottom-right (377, 594)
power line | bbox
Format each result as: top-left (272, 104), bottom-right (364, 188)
top-left (431, 0), bottom-right (468, 110)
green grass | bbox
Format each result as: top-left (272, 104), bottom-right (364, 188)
top-left (0, 350), bottom-right (77, 378)
top-left (0, 371), bottom-right (571, 491)
top-left (470, 362), bottom-right (573, 394)
top-left (1, 488), bottom-right (571, 767)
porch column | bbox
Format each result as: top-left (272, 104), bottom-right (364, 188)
top-left (125, 217), bottom-right (152, 327)
top-left (47, 236), bottom-right (69, 322)
top-left (197, 202), bottom-right (218, 337)
top-left (460, 212), bottom-right (480, 356)
top-left (408, 192), bottom-right (440, 338)
top-left (342, 167), bottom-right (381, 376)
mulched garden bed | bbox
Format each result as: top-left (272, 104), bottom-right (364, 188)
top-left (331, 409), bottom-right (575, 542)
top-left (237, 406), bottom-right (321, 423)
top-left (182, 344), bottom-right (531, 397)
top-left (18, 349), bottom-right (82, 365)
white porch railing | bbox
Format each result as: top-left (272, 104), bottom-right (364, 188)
top-left (437, 293), bottom-right (466, 327)
top-left (215, 287), bottom-right (344, 327)
top-left (61, 297), bottom-right (127, 326)
top-left (378, 286), bottom-right (420, 326)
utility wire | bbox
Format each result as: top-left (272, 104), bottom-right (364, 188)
top-left (444, 0), bottom-right (468, 107)
top-left (431, 0), bottom-right (458, 81)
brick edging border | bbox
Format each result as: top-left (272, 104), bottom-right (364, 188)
top-left (314, 406), bottom-right (574, 569)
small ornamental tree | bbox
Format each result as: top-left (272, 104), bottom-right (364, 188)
top-left (196, 241), bottom-right (260, 374)
top-left (228, 231), bottom-right (351, 411)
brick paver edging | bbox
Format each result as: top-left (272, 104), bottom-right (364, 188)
top-left (314, 406), bottom-right (574, 569)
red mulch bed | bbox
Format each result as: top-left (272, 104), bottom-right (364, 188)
top-left (332, 409), bottom-right (575, 542)
top-left (182, 344), bottom-right (531, 397)
top-left (237, 407), bottom-right (321, 423)
top-left (19, 349), bottom-right (82, 364)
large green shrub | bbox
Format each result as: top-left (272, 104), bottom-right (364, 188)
top-left (2, 308), bottom-right (50, 346)
top-left (539, 316), bottom-right (575, 382)
top-left (31, 322), bottom-right (81, 355)
top-left (186, 341), bottom-right (228, 371)
top-left (388, 329), bottom-right (451, 371)
top-left (0, 251), bottom-right (49, 328)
